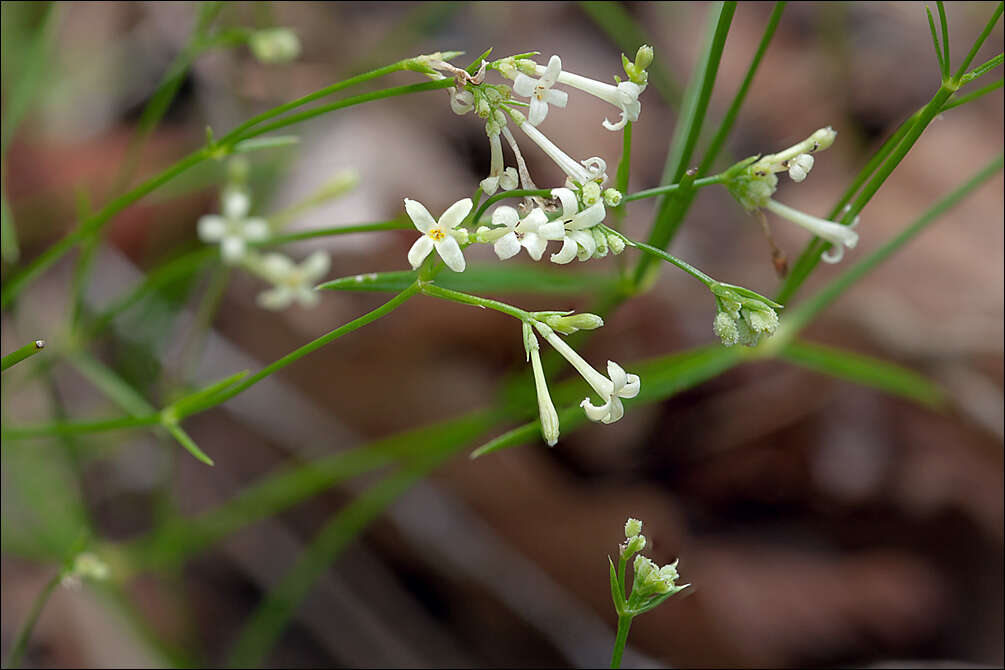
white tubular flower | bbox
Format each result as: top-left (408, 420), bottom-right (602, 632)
top-left (197, 188), bottom-right (269, 264)
top-left (484, 206), bottom-right (565, 261)
top-left (257, 251), bottom-right (331, 310)
top-left (533, 321), bottom-right (640, 425)
top-left (405, 198), bottom-right (472, 273)
top-left (516, 115), bottom-right (606, 186)
top-left (524, 322), bottom-right (560, 446)
top-left (513, 55), bottom-right (569, 125)
top-left (535, 64), bottom-right (644, 131)
top-left (549, 187), bottom-right (607, 264)
top-left (763, 199), bottom-right (859, 263)
top-left (480, 130), bottom-right (518, 195)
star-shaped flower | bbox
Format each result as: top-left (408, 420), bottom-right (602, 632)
top-left (197, 188), bottom-right (269, 263)
top-left (257, 251), bottom-right (331, 310)
top-left (512, 55), bottom-right (569, 125)
top-left (405, 197), bottom-right (472, 273)
top-left (484, 205), bottom-right (565, 261)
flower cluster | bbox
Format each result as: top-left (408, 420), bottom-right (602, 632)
top-left (725, 127), bottom-right (860, 263)
top-left (710, 283), bottom-right (783, 348)
top-left (609, 517), bottom-right (688, 624)
top-left (197, 159), bottom-right (332, 310)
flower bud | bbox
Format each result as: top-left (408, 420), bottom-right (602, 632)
top-left (603, 188), bottom-right (623, 207)
top-left (592, 228), bottom-right (609, 258)
top-left (625, 517), bottom-right (643, 538)
top-left (582, 181), bottom-right (602, 207)
top-left (788, 153), bottom-right (814, 182)
top-left (607, 232), bottom-right (626, 254)
top-left (634, 45), bottom-right (654, 71)
top-left (249, 28), bottom-right (301, 65)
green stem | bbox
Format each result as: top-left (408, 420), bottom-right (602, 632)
top-left (2, 414), bottom-right (163, 439)
top-left (5, 572), bottom-right (62, 669)
top-left (421, 283), bottom-right (533, 321)
top-left (610, 614), bottom-right (633, 669)
top-left (603, 226), bottom-right (715, 287)
top-left (941, 78), bottom-right (1004, 111)
top-left (615, 122), bottom-right (633, 203)
top-left (2, 339), bottom-right (46, 372)
top-left (950, 2), bottom-right (1003, 83)
top-left (258, 219), bottom-right (410, 245)
top-left (622, 174), bottom-right (724, 202)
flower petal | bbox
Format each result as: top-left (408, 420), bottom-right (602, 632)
top-left (438, 198), bottom-right (473, 229)
top-left (301, 250), bottom-right (331, 280)
top-left (607, 360), bottom-right (628, 389)
top-left (480, 176), bottom-right (500, 195)
top-left (602, 397), bottom-right (624, 424)
top-left (407, 235), bottom-right (434, 269)
top-left (242, 217), bottom-right (270, 241)
top-left (296, 286), bottom-right (321, 308)
top-left (404, 198), bottom-right (436, 233)
top-left (521, 232), bottom-right (548, 261)
top-left (263, 253), bottom-right (294, 277)
top-left (515, 207), bottom-right (548, 233)
top-left (499, 167), bottom-right (519, 191)
top-left (528, 97), bottom-right (549, 126)
top-left (257, 286), bottom-right (294, 311)
top-left (494, 231), bottom-right (521, 260)
top-left (569, 202), bottom-right (606, 230)
top-left (546, 88), bottom-right (568, 108)
top-left (197, 215), bottom-right (226, 242)
top-left (434, 235), bottom-right (466, 272)
top-left (571, 230), bottom-right (596, 261)
top-left (550, 237), bottom-right (578, 264)
top-left (223, 189), bottom-right (250, 219)
top-left (537, 220), bottom-right (567, 241)
top-left (513, 73), bottom-right (536, 98)
top-left (621, 373), bottom-right (641, 399)
top-left (580, 397), bottom-right (611, 423)
top-left (551, 188), bottom-right (578, 219)
top-left (492, 205), bottom-right (520, 229)
top-left (541, 55), bottom-right (562, 86)
top-left (221, 236), bottom-right (246, 264)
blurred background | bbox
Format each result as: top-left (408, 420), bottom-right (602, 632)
top-left (2, 2), bottom-right (1002, 667)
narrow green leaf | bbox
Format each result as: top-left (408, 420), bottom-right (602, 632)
top-left (610, 557), bottom-right (627, 613)
top-left (231, 134), bottom-right (301, 154)
top-left (951, 2), bottom-right (1003, 82)
top-left (68, 352), bottom-right (155, 417)
top-left (0, 2), bottom-right (59, 157)
top-left (781, 340), bottom-right (944, 408)
top-left (167, 370), bottom-right (250, 419)
top-left (936, 2), bottom-right (951, 75)
top-left (960, 52), bottom-right (1004, 84)
top-left (163, 422), bottom-right (214, 466)
top-left (941, 78), bottom-right (1004, 111)
top-left (1, 339), bottom-right (46, 372)
top-left (925, 6), bottom-right (947, 78)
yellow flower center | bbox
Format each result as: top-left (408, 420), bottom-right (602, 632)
top-left (428, 227), bottom-right (446, 242)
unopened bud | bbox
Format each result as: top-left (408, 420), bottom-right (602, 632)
top-left (249, 28), bottom-right (301, 65)
top-left (625, 518), bottom-right (643, 538)
top-left (581, 181), bottom-right (602, 206)
top-left (607, 232), bottom-right (626, 254)
top-left (603, 188), bottom-right (623, 207)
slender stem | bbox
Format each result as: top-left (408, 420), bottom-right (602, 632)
top-left (258, 219), bottom-right (410, 245)
top-left (2, 414), bottom-right (163, 439)
top-left (615, 122), bottom-right (633, 201)
top-left (622, 174), bottom-right (724, 202)
top-left (941, 78), bottom-right (1004, 111)
top-left (5, 572), bottom-right (62, 669)
top-left (2, 339), bottom-right (46, 372)
top-left (610, 614), bottom-right (633, 669)
top-left (469, 188), bottom-right (554, 228)
top-left (604, 226), bottom-right (715, 287)
top-left (421, 283), bottom-right (532, 321)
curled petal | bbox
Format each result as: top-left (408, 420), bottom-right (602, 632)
top-left (551, 188), bottom-right (579, 219)
top-left (621, 373), bottom-right (641, 399)
top-left (602, 111), bottom-right (630, 131)
top-left (197, 215), bottom-right (226, 242)
top-left (494, 231), bottom-right (521, 260)
top-left (580, 397), bottom-right (611, 423)
top-left (568, 202), bottom-right (606, 230)
top-left (492, 206), bottom-right (520, 229)
top-left (820, 245), bottom-right (845, 264)
top-left (499, 167), bottom-right (519, 191)
top-left (571, 230), bottom-right (596, 261)
top-left (538, 220), bottom-right (567, 240)
top-left (404, 198), bottom-right (436, 233)
top-left (407, 235), bottom-right (434, 269)
top-left (480, 175), bottom-right (500, 195)
top-left (438, 198), bottom-right (473, 230)
top-left (434, 235), bottom-right (466, 272)
top-left (550, 237), bottom-right (578, 264)
top-left (515, 207), bottom-right (548, 233)
top-left (607, 360), bottom-right (627, 389)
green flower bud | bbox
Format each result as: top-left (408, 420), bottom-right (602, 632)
top-left (603, 188), bottom-right (623, 207)
top-left (543, 312), bottom-right (605, 335)
top-left (249, 28), bottom-right (301, 65)
top-left (607, 232), bottom-right (626, 255)
top-left (582, 181), bottom-right (602, 206)
top-left (592, 228), bottom-right (609, 258)
top-left (622, 533), bottom-right (646, 557)
top-left (625, 518), bottom-right (643, 538)
top-left (634, 45), bottom-right (654, 71)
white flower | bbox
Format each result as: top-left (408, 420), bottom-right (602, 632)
top-left (482, 206), bottom-right (565, 261)
top-left (788, 153), bottom-right (814, 182)
top-left (524, 322), bottom-right (560, 446)
top-left (533, 321), bottom-right (640, 425)
top-left (405, 197), bottom-right (472, 272)
top-left (536, 64), bottom-right (644, 131)
top-left (763, 199), bottom-right (859, 263)
top-left (480, 130), bottom-right (519, 195)
top-left (448, 87), bottom-right (474, 115)
top-left (257, 251), bottom-right (331, 310)
top-left (516, 114), bottom-right (607, 186)
top-left (548, 187), bottom-right (606, 264)
top-left (512, 55), bottom-right (569, 125)
top-left (198, 188), bottom-right (269, 264)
